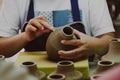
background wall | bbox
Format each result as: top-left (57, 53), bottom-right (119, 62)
top-left (107, 0), bottom-right (120, 38)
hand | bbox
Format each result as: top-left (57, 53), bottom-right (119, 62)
top-left (58, 29), bottom-right (90, 61)
top-left (23, 15), bottom-right (54, 42)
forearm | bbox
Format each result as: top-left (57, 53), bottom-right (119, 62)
top-left (80, 32), bottom-right (115, 56)
top-left (0, 32), bottom-right (29, 57)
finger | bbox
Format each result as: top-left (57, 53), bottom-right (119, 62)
top-left (36, 15), bottom-right (47, 21)
top-left (59, 50), bottom-right (86, 61)
top-left (39, 20), bottom-right (55, 31)
top-left (58, 49), bottom-right (79, 58)
top-left (42, 29), bottom-right (51, 33)
top-left (61, 39), bottom-right (86, 46)
top-left (74, 29), bottom-right (81, 35)
top-left (29, 19), bottom-right (44, 30)
top-left (74, 29), bottom-right (81, 39)
top-left (58, 50), bottom-right (82, 60)
top-left (26, 24), bottom-right (37, 32)
top-left (58, 46), bottom-right (87, 59)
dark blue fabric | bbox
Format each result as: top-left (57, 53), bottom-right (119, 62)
top-left (70, 0), bottom-right (81, 21)
top-left (70, 0), bottom-right (86, 33)
top-left (22, 0), bottom-right (50, 51)
top-left (27, 0), bottom-right (34, 21)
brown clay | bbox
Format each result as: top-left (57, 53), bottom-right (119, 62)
top-left (102, 38), bottom-right (120, 63)
top-left (0, 55), bottom-right (14, 78)
top-left (47, 74), bottom-right (65, 80)
top-left (46, 26), bottom-right (77, 61)
top-left (21, 61), bottom-right (46, 80)
top-left (94, 60), bottom-right (114, 74)
top-left (0, 55), bottom-right (37, 80)
top-left (50, 60), bottom-right (83, 80)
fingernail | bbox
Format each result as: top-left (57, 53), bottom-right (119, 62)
top-left (61, 40), bottom-right (65, 43)
top-left (41, 27), bottom-right (44, 30)
top-left (51, 27), bottom-right (55, 31)
top-left (58, 50), bottom-right (62, 54)
top-left (34, 28), bottom-right (37, 31)
top-left (52, 28), bottom-right (55, 31)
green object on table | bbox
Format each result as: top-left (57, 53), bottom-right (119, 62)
top-left (15, 51), bottom-right (90, 79)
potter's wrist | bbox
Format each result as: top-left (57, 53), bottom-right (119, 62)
top-left (21, 32), bottom-right (32, 42)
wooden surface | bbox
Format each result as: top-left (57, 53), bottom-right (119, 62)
top-left (15, 51), bottom-right (90, 79)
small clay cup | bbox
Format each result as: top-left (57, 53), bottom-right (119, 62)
top-left (21, 61), bottom-right (46, 80)
top-left (51, 60), bottom-right (83, 80)
top-left (94, 60), bottom-right (114, 74)
top-left (102, 38), bottom-right (120, 63)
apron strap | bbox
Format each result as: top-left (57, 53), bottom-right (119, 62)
top-left (70, 0), bottom-right (86, 33)
top-left (70, 0), bottom-right (81, 21)
top-left (21, 0), bottom-right (34, 32)
top-left (71, 0), bottom-right (95, 61)
top-left (27, 0), bottom-right (34, 21)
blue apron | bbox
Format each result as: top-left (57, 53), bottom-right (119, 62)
top-left (22, 0), bottom-right (86, 51)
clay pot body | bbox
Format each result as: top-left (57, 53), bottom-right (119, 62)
top-left (0, 55), bottom-right (37, 80)
top-left (94, 60), bottom-right (114, 74)
top-left (47, 74), bottom-right (65, 80)
top-left (102, 38), bottom-right (120, 63)
top-left (0, 55), bottom-right (14, 79)
top-left (50, 61), bottom-right (83, 80)
top-left (21, 61), bottom-right (46, 80)
top-left (46, 26), bottom-right (77, 61)
top-left (5, 67), bottom-right (38, 80)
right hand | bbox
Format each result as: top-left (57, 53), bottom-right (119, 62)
top-left (23, 15), bottom-right (54, 42)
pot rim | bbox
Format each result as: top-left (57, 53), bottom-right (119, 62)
top-left (57, 60), bottom-right (73, 66)
top-left (47, 74), bottom-right (65, 80)
top-left (98, 60), bottom-right (114, 66)
top-left (111, 38), bottom-right (120, 42)
top-left (21, 61), bottom-right (36, 67)
top-left (62, 27), bottom-right (74, 37)
top-left (0, 55), bottom-right (5, 60)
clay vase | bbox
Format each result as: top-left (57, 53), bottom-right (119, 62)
top-left (0, 55), bottom-right (37, 80)
top-left (5, 66), bottom-right (38, 80)
top-left (47, 74), bottom-right (66, 80)
top-left (21, 61), bottom-right (46, 80)
top-left (94, 60), bottom-right (114, 74)
top-left (102, 38), bottom-right (120, 63)
top-left (46, 25), bottom-right (77, 61)
top-left (0, 55), bottom-right (14, 78)
top-left (51, 60), bottom-right (83, 80)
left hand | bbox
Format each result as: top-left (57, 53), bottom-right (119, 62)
top-left (58, 29), bottom-right (90, 61)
